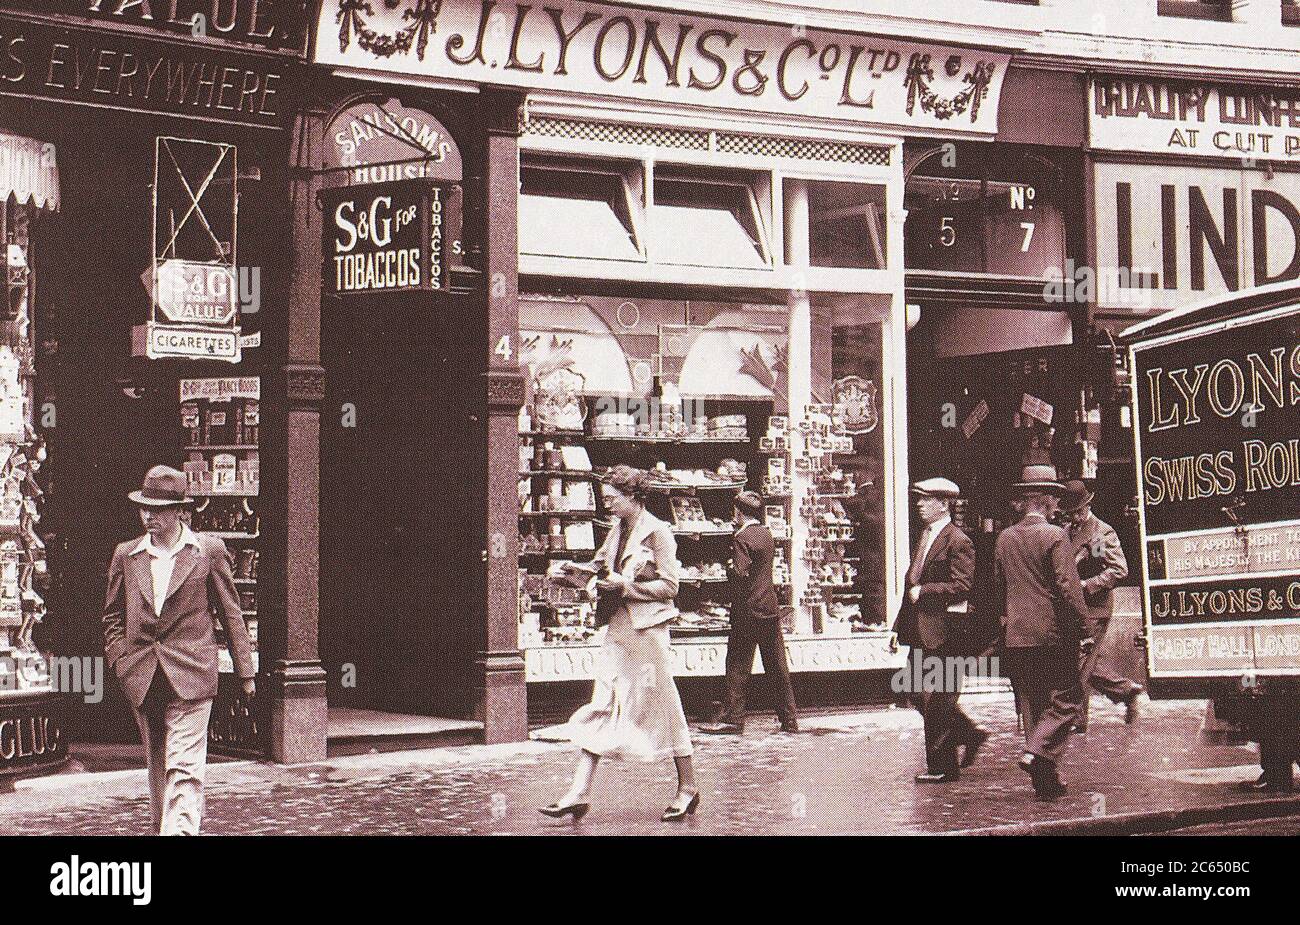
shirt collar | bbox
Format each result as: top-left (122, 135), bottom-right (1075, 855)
top-left (133, 524), bottom-right (201, 557)
top-left (924, 515), bottom-right (951, 534)
top-left (1023, 512), bottom-right (1048, 522)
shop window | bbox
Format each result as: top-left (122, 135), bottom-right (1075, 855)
top-left (807, 180), bottom-right (888, 270)
top-left (905, 145), bottom-right (1068, 278)
top-left (519, 154), bottom-right (642, 262)
top-left (1157, 0), bottom-right (1231, 20)
top-left (650, 166), bottom-right (770, 269)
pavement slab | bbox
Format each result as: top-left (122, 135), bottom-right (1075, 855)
top-left (0, 695), bottom-right (1283, 836)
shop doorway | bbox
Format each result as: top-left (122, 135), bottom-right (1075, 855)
top-left (320, 289), bottom-right (485, 735)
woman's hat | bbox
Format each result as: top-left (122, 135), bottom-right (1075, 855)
top-left (128, 465), bottom-right (194, 507)
top-left (1057, 480), bottom-right (1095, 513)
top-left (1012, 464), bottom-right (1065, 494)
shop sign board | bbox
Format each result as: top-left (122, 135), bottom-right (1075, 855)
top-left (325, 97), bottom-right (463, 184)
top-left (4, 0), bottom-right (302, 52)
top-left (135, 322), bottom-right (242, 362)
top-left (315, 0), bottom-right (1009, 135)
top-left (1093, 162), bottom-right (1300, 313)
top-left (155, 260), bottom-right (237, 325)
top-left (525, 633), bottom-right (903, 681)
top-left (1091, 77), bottom-right (1300, 163)
top-left (1130, 305), bottom-right (1300, 676)
top-left (180, 376), bottom-right (260, 401)
top-left (322, 180), bottom-right (454, 295)
top-left (0, 14), bottom-right (289, 128)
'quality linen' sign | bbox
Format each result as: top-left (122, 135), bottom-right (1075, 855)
top-left (315, 0), bottom-right (1008, 134)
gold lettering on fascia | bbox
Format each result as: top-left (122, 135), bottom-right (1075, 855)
top-left (11, 29), bottom-right (283, 117)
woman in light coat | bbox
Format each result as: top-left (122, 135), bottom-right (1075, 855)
top-left (541, 465), bottom-right (699, 822)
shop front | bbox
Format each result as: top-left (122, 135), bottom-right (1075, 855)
top-left (902, 67), bottom-right (1094, 616)
top-left (1087, 73), bottom-right (1300, 553)
top-left (310, 0), bottom-right (1014, 732)
top-left (0, 0), bottom-right (311, 771)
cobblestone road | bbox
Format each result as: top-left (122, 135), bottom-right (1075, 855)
top-left (0, 696), bottom-right (1280, 836)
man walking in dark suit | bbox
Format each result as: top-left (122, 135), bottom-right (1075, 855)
top-left (1059, 480), bottom-right (1141, 732)
top-left (995, 465), bottom-right (1093, 801)
top-left (102, 466), bottom-right (256, 834)
top-left (894, 478), bottom-right (985, 782)
top-left (700, 491), bottom-right (798, 735)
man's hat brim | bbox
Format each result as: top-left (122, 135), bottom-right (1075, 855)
top-left (128, 490), bottom-right (194, 508)
top-left (1011, 481), bottom-right (1066, 494)
top-left (1058, 491), bottom-right (1095, 512)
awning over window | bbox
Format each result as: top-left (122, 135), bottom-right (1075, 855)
top-left (0, 134), bottom-right (59, 211)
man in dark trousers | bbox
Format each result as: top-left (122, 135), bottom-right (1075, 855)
top-left (700, 491), bottom-right (799, 734)
top-left (995, 465), bottom-right (1093, 801)
top-left (894, 478), bottom-right (986, 782)
top-left (1059, 480), bottom-right (1141, 732)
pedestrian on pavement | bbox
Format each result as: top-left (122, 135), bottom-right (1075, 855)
top-left (994, 465), bottom-right (1093, 801)
top-left (541, 465), bottom-right (699, 823)
top-left (1058, 480), bottom-right (1142, 732)
top-left (699, 490), bottom-right (799, 737)
top-left (101, 465), bottom-right (256, 835)
top-left (894, 477), bottom-right (987, 782)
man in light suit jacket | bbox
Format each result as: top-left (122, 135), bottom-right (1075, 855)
top-left (994, 466), bottom-right (1092, 801)
top-left (1059, 481), bottom-right (1141, 732)
top-left (700, 491), bottom-right (798, 735)
top-left (102, 466), bottom-right (255, 835)
top-left (894, 478), bottom-right (985, 781)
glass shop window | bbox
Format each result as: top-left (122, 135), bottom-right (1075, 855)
top-left (651, 165), bottom-right (770, 269)
top-left (904, 145), bottom-right (1067, 278)
top-left (807, 180), bottom-right (888, 270)
top-left (519, 154), bottom-right (643, 262)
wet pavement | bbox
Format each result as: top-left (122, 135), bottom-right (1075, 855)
top-left (0, 695), bottom-right (1283, 836)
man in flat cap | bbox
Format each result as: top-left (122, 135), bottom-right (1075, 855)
top-left (895, 477), bottom-right (984, 781)
top-left (102, 465), bottom-right (255, 834)
top-left (1058, 480), bottom-right (1141, 731)
top-left (994, 465), bottom-right (1092, 800)
top-left (700, 490), bottom-right (799, 734)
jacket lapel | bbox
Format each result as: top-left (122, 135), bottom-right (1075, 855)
top-left (919, 523), bottom-right (953, 577)
top-left (128, 548), bottom-right (156, 614)
top-left (162, 544), bottom-right (199, 608)
top-left (619, 510), bottom-right (657, 571)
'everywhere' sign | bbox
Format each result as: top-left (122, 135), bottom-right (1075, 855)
top-left (315, 0), bottom-right (1008, 134)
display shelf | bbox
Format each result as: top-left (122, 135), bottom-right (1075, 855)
top-left (587, 435), bottom-right (750, 444)
top-left (518, 470), bottom-right (598, 479)
top-left (233, 578), bottom-right (256, 585)
top-left (190, 487), bottom-right (259, 497)
top-left (204, 531), bottom-right (259, 540)
top-left (519, 549), bottom-right (597, 560)
top-left (519, 430), bottom-right (585, 440)
top-left (649, 481), bottom-right (746, 493)
top-left (187, 444), bottom-right (258, 452)
top-left (517, 510), bottom-right (596, 519)
top-left (671, 528), bottom-right (734, 537)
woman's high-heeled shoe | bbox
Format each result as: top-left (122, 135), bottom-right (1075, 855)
top-left (661, 790), bottom-right (700, 822)
top-left (539, 801), bottom-right (590, 820)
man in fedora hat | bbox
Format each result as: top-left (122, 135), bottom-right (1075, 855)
top-left (994, 465), bottom-right (1092, 800)
top-left (700, 490), bottom-right (799, 735)
top-left (1058, 480), bottom-right (1141, 731)
top-left (102, 465), bottom-right (255, 835)
top-left (894, 477), bottom-right (985, 782)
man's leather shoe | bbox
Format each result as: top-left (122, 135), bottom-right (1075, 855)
top-left (1238, 774), bottom-right (1294, 793)
top-left (698, 721), bottom-right (744, 735)
top-left (779, 718), bottom-right (800, 733)
top-left (1123, 692), bottom-right (1141, 724)
top-left (960, 730), bottom-right (989, 768)
top-left (1034, 778), bottom-right (1068, 801)
top-left (914, 771), bottom-right (959, 783)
